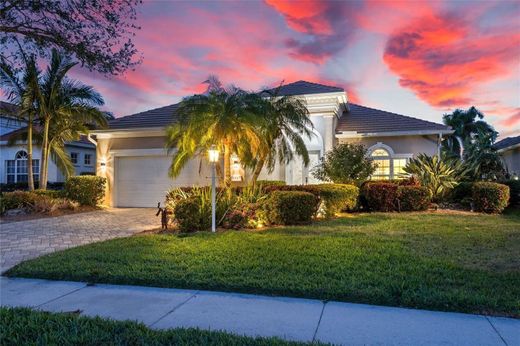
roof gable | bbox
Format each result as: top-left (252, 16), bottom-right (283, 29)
top-left (266, 80), bottom-right (344, 96)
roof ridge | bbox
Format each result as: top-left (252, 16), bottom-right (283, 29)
top-left (290, 80), bottom-right (343, 90)
top-left (110, 102), bottom-right (179, 122)
top-left (348, 103), bottom-right (448, 128)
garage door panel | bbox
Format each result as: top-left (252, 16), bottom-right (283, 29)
top-left (116, 156), bottom-right (211, 207)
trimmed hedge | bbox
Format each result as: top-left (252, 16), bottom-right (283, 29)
top-left (173, 197), bottom-right (203, 232)
top-left (256, 180), bottom-right (286, 187)
top-left (397, 186), bottom-right (430, 211)
top-left (472, 182), bottom-right (509, 213)
top-left (0, 182), bottom-right (64, 192)
top-left (263, 184), bottom-right (359, 217)
top-left (264, 191), bottom-right (319, 225)
top-left (64, 176), bottom-right (106, 206)
top-left (360, 182), bottom-right (399, 212)
top-left (500, 180), bottom-right (520, 207)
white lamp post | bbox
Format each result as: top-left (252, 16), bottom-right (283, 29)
top-left (208, 145), bottom-right (219, 233)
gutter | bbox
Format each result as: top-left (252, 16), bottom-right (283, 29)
top-left (87, 133), bottom-right (97, 146)
top-left (335, 129), bottom-right (454, 138)
top-left (496, 143), bottom-right (520, 153)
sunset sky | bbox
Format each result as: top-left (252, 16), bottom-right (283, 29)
top-left (18, 1), bottom-right (520, 137)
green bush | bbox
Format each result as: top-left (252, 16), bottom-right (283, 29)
top-left (499, 180), bottom-right (520, 207)
top-left (314, 184), bottom-right (359, 217)
top-left (64, 176), bottom-right (106, 206)
top-left (0, 191), bottom-right (38, 212)
top-left (311, 143), bottom-right (375, 184)
top-left (265, 191), bottom-right (319, 225)
top-left (449, 182), bottom-right (473, 205)
top-left (256, 180), bottom-right (286, 187)
top-left (360, 182), bottom-right (399, 212)
top-left (173, 197), bottom-right (204, 232)
top-left (33, 189), bottom-right (65, 199)
top-left (397, 186), bottom-right (430, 211)
top-left (472, 182), bottom-right (509, 213)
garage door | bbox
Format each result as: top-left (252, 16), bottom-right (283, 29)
top-left (115, 155), bottom-right (210, 207)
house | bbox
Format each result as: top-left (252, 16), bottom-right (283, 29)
top-left (494, 136), bottom-right (520, 177)
top-left (91, 81), bottom-right (453, 207)
top-left (0, 102), bottom-right (97, 185)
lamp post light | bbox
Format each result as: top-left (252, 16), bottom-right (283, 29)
top-left (208, 145), bottom-right (220, 233)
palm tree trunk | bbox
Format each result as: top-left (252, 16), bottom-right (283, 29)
top-left (224, 143), bottom-right (231, 186)
top-left (27, 114), bottom-right (34, 191)
top-left (251, 156), bottom-right (265, 185)
top-left (40, 118), bottom-right (50, 190)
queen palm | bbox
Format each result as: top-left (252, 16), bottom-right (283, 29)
top-left (248, 86), bottom-right (313, 183)
top-left (0, 55), bottom-right (40, 190)
top-left (166, 85), bottom-right (263, 186)
top-left (34, 49), bottom-right (107, 189)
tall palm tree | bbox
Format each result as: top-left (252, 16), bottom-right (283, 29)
top-left (247, 86), bottom-right (313, 183)
top-left (442, 107), bottom-right (498, 159)
top-left (0, 55), bottom-right (40, 190)
top-left (166, 85), bottom-right (263, 186)
top-left (34, 49), bottom-right (107, 189)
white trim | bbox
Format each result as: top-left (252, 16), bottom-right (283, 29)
top-left (368, 142), bottom-right (395, 156)
top-left (92, 127), bottom-right (166, 139)
top-left (497, 143), bottom-right (520, 153)
top-left (109, 148), bottom-right (170, 157)
top-left (335, 129), bottom-right (454, 138)
top-left (366, 143), bottom-right (413, 179)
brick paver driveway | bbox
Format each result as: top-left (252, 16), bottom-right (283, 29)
top-left (0, 208), bottom-right (160, 272)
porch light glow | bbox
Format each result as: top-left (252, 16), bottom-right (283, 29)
top-left (208, 146), bottom-right (219, 163)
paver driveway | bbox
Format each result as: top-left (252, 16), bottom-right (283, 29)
top-left (0, 208), bottom-right (160, 272)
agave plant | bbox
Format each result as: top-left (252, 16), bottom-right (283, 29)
top-left (403, 154), bottom-right (467, 202)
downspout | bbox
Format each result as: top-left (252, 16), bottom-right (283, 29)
top-left (437, 133), bottom-right (442, 158)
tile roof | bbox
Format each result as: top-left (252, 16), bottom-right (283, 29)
top-left (107, 103), bottom-right (180, 130)
top-left (264, 80), bottom-right (344, 96)
top-left (336, 103), bottom-right (451, 134)
top-left (494, 136), bottom-right (520, 150)
top-left (0, 126), bottom-right (94, 148)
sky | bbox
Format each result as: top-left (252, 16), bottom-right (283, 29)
top-left (12, 0), bottom-right (520, 138)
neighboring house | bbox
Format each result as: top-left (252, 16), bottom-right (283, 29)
top-left (0, 102), bottom-right (97, 184)
top-left (494, 136), bottom-right (520, 177)
top-left (91, 80), bottom-right (453, 207)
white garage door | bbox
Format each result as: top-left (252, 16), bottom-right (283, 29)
top-left (115, 155), bottom-right (210, 207)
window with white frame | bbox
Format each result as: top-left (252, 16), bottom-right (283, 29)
top-left (70, 152), bottom-right (78, 165)
top-left (5, 150), bottom-right (39, 183)
top-left (368, 143), bottom-right (411, 180)
top-left (84, 153), bottom-right (92, 166)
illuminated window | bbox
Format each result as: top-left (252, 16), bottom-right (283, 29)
top-left (371, 149), bottom-right (389, 157)
top-left (393, 158), bottom-right (409, 179)
top-left (371, 148), bottom-right (391, 180)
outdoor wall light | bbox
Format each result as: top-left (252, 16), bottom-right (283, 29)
top-left (99, 160), bottom-right (107, 173)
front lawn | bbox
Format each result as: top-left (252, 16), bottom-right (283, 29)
top-left (6, 210), bottom-right (520, 317)
top-left (0, 307), bottom-right (314, 346)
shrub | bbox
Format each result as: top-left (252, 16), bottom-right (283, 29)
top-left (360, 182), bottom-right (399, 212)
top-left (33, 189), bottom-right (65, 199)
top-left (403, 154), bottom-right (467, 202)
top-left (397, 186), bottom-right (430, 211)
top-left (449, 182), bottom-right (474, 205)
top-left (0, 191), bottom-right (38, 212)
top-left (264, 191), bottom-right (319, 225)
top-left (472, 182), bottom-right (509, 213)
top-left (64, 176), bottom-right (106, 206)
top-left (499, 180), bottom-right (520, 207)
top-left (173, 197), bottom-right (202, 232)
top-left (255, 180), bottom-right (286, 187)
top-left (0, 182), bottom-right (64, 192)
top-left (314, 184), bottom-right (359, 217)
top-left (312, 143), bottom-right (376, 185)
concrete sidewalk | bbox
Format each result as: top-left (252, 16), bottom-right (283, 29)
top-left (1, 277), bottom-right (518, 345)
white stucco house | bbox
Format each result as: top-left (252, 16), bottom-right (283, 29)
top-left (494, 136), bottom-right (520, 177)
top-left (0, 102), bottom-right (96, 186)
top-left (90, 81), bottom-right (453, 207)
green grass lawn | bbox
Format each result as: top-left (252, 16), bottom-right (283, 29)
top-left (6, 210), bottom-right (520, 317)
top-left (0, 307), bottom-right (315, 346)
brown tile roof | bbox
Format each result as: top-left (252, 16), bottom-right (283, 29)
top-left (107, 103), bottom-right (180, 130)
top-left (264, 80), bottom-right (344, 96)
top-left (336, 103), bottom-right (451, 134)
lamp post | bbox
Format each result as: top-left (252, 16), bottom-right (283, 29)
top-left (208, 145), bottom-right (219, 233)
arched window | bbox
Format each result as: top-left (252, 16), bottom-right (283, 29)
top-left (5, 150), bottom-right (39, 184)
top-left (370, 148), bottom-right (391, 180)
top-left (368, 143), bottom-right (412, 180)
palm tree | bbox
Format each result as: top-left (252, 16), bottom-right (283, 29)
top-left (166, 84), bottom-right (263, 186)
top-left (442, 107), bottom-right (498, 159)
top-left (248, 86), bottom-right (313, 183)
top-left (0, 55), bottom-right (40, 190)
top-left (34, 49), bottom-right (107, 189)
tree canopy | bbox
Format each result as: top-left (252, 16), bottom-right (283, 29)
top-left (0, 0), bottom-right (142, 75)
